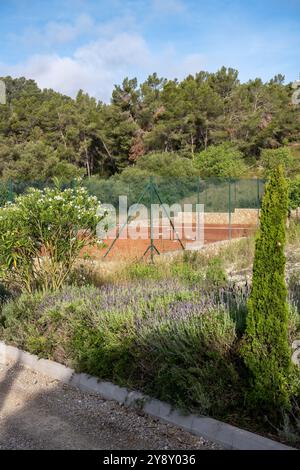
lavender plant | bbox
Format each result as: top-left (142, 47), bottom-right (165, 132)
top-left (0, 275), bottom-right (299, 424)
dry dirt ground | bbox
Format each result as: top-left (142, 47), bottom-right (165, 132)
top-left (0, 360), bottom-right (221, 450)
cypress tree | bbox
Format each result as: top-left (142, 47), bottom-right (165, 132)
top-left (242, 165), bottom-right (292, 412)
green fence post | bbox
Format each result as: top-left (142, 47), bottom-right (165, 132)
top-left (234, 180), bottom-right (237, 208)
top-left (197, 177), bottom-right (201, 246)
top-left (152, 180), bottom-right (184, 251)
top-left (150, 176), bottom-right (154, 263)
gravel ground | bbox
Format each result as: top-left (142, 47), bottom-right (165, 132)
top-left (0, 360), bottom-right (221, 450)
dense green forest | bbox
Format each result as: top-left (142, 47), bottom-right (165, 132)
top-left (0, 67), bottom-right (299, 183)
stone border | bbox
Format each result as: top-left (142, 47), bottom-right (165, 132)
top-left (0, 341), bottom-right (294, 450)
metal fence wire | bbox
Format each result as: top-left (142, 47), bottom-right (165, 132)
top-left (82, 176), bottom-right (264, 211)
top-left (0, 177), bottom-right (265, 260)
top-left (85, 177), bottom-right (264, 259)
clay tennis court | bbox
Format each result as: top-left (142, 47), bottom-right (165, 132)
top-left (85, 222), bottom-right (257, 261)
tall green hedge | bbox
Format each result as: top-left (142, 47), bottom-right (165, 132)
top-left (242, 165), bottom-right (292, 413)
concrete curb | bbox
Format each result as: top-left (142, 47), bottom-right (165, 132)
top-left (0, 341), bottom-right (294, 450)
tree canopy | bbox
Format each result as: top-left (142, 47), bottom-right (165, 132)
top-left (0, 68), bottom-right (299, 182)
top-left (195, 143), bottom-right (246, 178)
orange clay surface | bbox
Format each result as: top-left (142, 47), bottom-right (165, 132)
top-left (82, 223), bottom-right (256, 261)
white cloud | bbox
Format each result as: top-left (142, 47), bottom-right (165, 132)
top-left (75, 33), bottom-right (151, 69)
top-left (0, 23), bottom-right (208, 102)
top-left (0, 6), bottom-right (209, 103)
top-left (0, 32), bottom-right (156, 101)
top-left (7, 54), bottom-right (99, 98)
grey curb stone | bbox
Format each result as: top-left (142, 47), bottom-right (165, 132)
top-left (125, 390), bottom-right (145, 408)
top-left (0, 341), bottom-right (294, 450)
top-left (71, 373), bottom-right (129, 404)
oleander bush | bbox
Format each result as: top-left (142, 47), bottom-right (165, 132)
top-left (0, 184), bottom-right (107, 292)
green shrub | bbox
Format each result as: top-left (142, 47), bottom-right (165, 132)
top-left (125, 262), bottom-right (165, 281)
top-left (241, 165), bottom-right (292, 413)
top-left (170, 261), bottom-right (204, 284)
top-left (125, 257), bottom-right (206, 285)
top-left (0, 184), bottom-right (107, 292)
top-left (69, 307), bottom-right (137, 384)
top-left (261, 147), bottom-right (294, 177)
top-left (195, 143), bottom-right (246, 178)
top-left (135, 308), bottom-right (239, 415)
top-left (0, 291), bottom-right (45, 352)
top-left (0, 285), bottom-right (242, 417)
top-left (205, 257), bottom-right (227, 288)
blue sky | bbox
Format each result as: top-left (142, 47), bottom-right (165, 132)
top-left (0, 0), bottom-right (299, 101)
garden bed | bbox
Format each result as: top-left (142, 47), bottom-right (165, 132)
top-left (0, 274), bottom-right (299, 447)
top-left (0, 182), bottom-right (299, 448)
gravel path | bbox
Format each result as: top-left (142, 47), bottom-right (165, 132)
top-left (0, 360), bottom-right (220, 450)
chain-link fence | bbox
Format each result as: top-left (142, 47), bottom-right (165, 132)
top-left (83, 176), bottom-right (264, 259)
top-left (0, 177), bottom-right (264, 260)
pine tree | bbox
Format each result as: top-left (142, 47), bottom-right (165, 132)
top-left (242, 165), bottom-right (292, 412)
